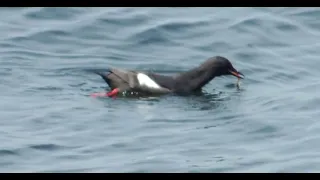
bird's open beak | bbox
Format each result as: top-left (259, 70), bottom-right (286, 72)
top-left (229, 69), bottom-right (245, 79)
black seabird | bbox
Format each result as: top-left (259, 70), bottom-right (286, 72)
top-left (91, 56), bottom-right (244, 97)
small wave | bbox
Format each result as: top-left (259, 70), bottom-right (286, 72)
top-left (29, 143), bottom-right (64, 151)
top-left (24, 7), bottom-right (85, 20)
top-left (0, 149), bottom-right (19, 156)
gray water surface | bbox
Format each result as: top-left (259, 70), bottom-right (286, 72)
top-left (1, 7), bottom-right (320, 172)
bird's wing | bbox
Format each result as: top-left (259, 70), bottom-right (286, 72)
top-left (145, 72), bottom-right (177, 90)
top-left (95, 68), bottom-right (172, 94)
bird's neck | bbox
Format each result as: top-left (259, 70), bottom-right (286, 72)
top-left (175, 65), bottom-right (219, 92)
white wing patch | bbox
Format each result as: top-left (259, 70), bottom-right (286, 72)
top-left (137, 73), bottom-right (161, 89)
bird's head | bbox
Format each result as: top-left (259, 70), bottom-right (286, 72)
top-left (207, 56), bottom-right (244, 79)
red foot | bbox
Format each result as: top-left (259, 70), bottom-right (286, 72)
top-left (90, 88), bottom-right (119, 98)
top-left (106, 88), bottom-right (119, 98)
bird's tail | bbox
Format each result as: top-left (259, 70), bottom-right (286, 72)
top-left (92, 69), bottom-right (112, 85)
top-left (83, 68), bottom-right (112, 84)
top-left (88, 68), bottom-right (116, 98)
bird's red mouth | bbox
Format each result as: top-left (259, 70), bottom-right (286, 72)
top-left (229, 69), bottom-right (244, 79)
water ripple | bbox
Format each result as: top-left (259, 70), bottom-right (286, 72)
top-left (0, 7), bottom-right (320, 172)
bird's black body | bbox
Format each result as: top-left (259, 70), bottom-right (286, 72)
top-left (92, 56), bottom-right (244, 97)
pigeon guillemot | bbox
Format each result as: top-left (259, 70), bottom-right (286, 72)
top-left (91, 56), bottom-right (244, 97)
